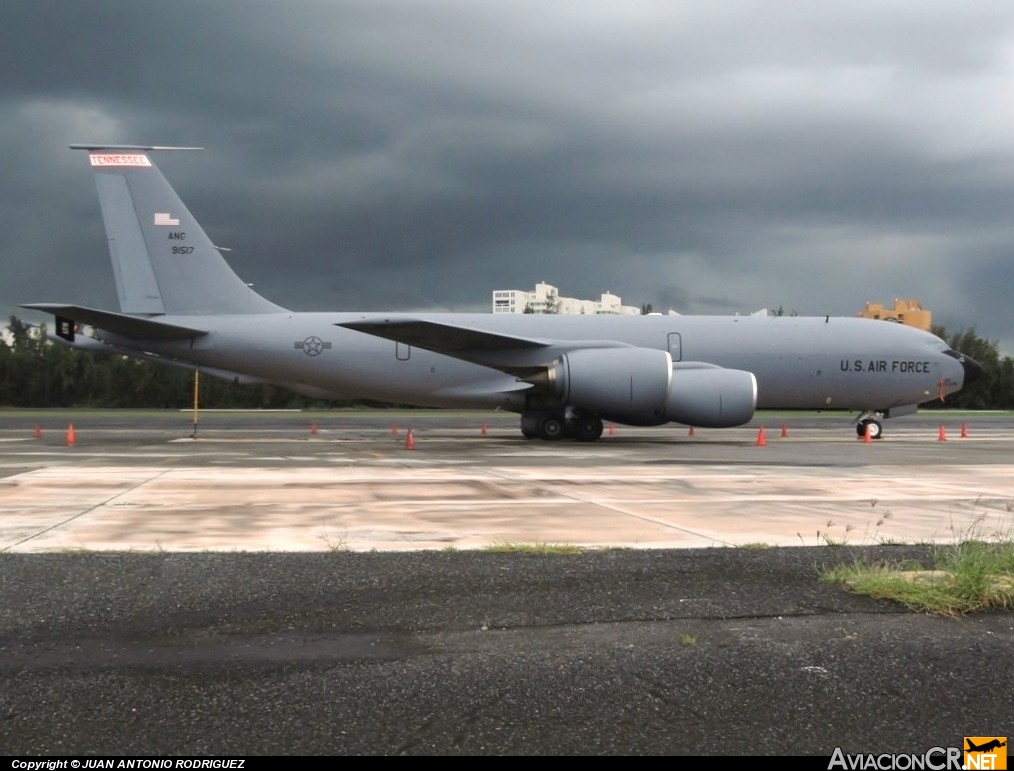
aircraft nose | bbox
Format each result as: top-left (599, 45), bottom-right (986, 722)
top-left (946, 349), bottom-right (985, 386)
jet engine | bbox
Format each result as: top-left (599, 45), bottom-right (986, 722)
top-left (532, 347), bottom-right (757, 427)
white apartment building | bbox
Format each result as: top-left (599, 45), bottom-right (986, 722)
top-left (492, 281), bottom-right (641, 315)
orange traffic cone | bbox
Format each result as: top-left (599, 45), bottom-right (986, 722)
top-left (861, 423), bottom-right (872, 443)
top-left (66, 423), bottom-right (76, 447)
top-left (938, 425), bottom-right (947, 442)
top-left (960, 423), bottom-right (968, 438)
top-left (34, 424), bottom-right (41, 439)
top-left (780, 422), bottom-right (788, 438)
top-left (755, 426), bottom-right (766, 446)
top-left (481, 422), bottom-right (488, 435)
top-left (310, 422), bottom-right (318, 436)
top-left (404, 428), bottom-right (415, 450)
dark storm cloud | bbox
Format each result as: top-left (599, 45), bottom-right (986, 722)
top-left (3, 0), bottom-right (1014, 352)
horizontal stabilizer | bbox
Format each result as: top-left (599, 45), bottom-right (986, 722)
top-left (69, 144), bottom-right (204, 151)
top-left (21, 304), bottom-right (207, 341)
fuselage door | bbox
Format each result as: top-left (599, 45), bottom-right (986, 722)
top-left (667, 333), bottom-right (682, 363)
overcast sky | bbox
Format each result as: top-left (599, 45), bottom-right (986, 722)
top-left (3, 1), bottom-right (1014, 354)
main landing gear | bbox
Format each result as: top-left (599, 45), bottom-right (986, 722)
top-left (520, 411), bottom-right (604, 441)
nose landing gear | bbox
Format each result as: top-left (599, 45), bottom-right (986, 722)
top-left (856, 415), bottom-right (883, 439)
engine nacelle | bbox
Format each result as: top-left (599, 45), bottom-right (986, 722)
top-left (665, 364), bottom-right (757, 427)
top-left (551, 347), bottom-right (672, 425)
top-left (541, 347), bottom-right (757, 427)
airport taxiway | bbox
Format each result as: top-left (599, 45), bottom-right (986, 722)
top-left (1, 410), bottom-right (1012, 552)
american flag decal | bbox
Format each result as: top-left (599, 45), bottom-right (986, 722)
top-left (154, 212), bottom-right (180, 226)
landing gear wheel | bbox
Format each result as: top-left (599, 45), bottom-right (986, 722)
top-left (857, 419), bottom-right (883, 439)
top-left (539, 416), bottom-right (565, 440)
top-left (520, 413), bottom-right (540, 439)
top-left (570, 416), bottom-right (604, 442)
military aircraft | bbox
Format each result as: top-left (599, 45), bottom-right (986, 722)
top-left (23, 145), bottom-right (983, 441)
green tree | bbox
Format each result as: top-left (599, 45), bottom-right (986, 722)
top-left (7, 315), bottom-right (34, 351)
top-left (926, 325), bottom-right (1014, 409)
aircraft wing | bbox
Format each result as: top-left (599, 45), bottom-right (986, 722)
top-left (21, 304), bottom-right (208, 341)
top-left (338, 317), bottom-right (631, 377)
top-left (339, 318), bottom-right (551, 353)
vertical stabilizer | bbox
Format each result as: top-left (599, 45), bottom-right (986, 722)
top-left (72, 145), bottom-right (285, 315)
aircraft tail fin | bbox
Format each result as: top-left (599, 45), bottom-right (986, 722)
top-left (71, 145), bottom-right (285, 316)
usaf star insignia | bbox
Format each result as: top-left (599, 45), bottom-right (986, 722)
top-left (294, 336), bottom-right (332, 356)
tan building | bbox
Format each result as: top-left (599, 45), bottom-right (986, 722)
top-left (857, 299), bottom-right (931, 331)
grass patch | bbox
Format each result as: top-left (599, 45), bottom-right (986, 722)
top-left (822, 521), bottom-right (1014, 615)
top-left (320, 525), bottom-right (350, 552)
top-left (484, 541), bottom-right (586, 555)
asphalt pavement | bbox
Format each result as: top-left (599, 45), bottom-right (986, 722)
top-left (2, 546), bottom-right (1012, 756)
